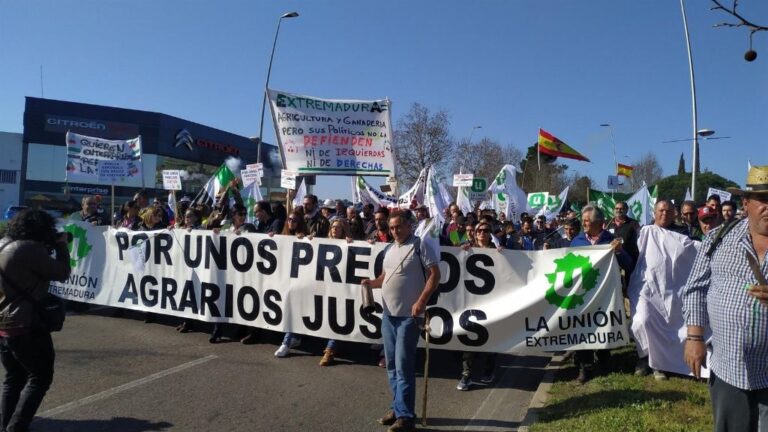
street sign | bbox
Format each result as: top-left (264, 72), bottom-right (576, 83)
top-left (607, 175), bottom-right (619, 190)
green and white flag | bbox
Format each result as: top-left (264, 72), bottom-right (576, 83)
top-left (354, 176), bottom-right (397, 208)
top-left (487, 165), bottom-right (527, 223)
top-left (242, 181), bottom-right (263, 225)
top-left (191, 163), bottom-right (238, 208)
top-left (626, 183), bottom-right (654, 225)
top-left (535, 187), bottom-right (569, 221)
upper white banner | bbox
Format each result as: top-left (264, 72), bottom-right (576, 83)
top-left (66, 131), bottom-right (142, 183)
top-left (267, 89), bottom-right (395, 176)
top-left (53, 222), bottom-right (630, 354)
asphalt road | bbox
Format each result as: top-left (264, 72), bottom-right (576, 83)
top-left (27, 307), bottom-right (550, 432)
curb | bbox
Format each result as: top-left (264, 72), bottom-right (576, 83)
top-left (518, 353), bottom-right (568, 431)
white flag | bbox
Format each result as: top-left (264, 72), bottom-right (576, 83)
top-left (684, 187), bottom-right (692, 202)
top-left (536, 187), bottom-right (569, 221)
top-left (457, 186), bottom-right (473, 216)
top-left (398, 167), bottom-right (428, 209)
top-left (487, 165), bottom-right (527, 223)
top-left (354, 176), bottom-right (397, 208)
top-left (292, 178), bottom-right (306, 209)
top-left (242, 181), bottom-right (263, 225)
top-left (425, 167), bottom-right (449, 227)
top-left (627, 184), bottom-right (654, 226)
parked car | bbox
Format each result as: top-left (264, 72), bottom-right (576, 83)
top-left (3, 205), bottom-right (28, 220)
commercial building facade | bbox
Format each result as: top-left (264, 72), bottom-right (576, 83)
top-left (20, 97), bottom-right (282, 213)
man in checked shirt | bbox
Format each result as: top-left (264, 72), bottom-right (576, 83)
top-left (683, 165), bottom-right (768, 431)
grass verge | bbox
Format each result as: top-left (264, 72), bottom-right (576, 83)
top-left (529, 346), bottom-right (712, 432)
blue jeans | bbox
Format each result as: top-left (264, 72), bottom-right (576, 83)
top-left (282, 333), bottom-right (334, 350)
top-left (382, 314), bottom-right (421, 419)
top-left (0, 330), bottom-right (55, 432)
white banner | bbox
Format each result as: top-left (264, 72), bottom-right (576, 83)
top-left (267, 88), bottom-right (395, 176)
top-left (52, 222), bottom-right (630, 353)
top-left (66, 131), bottom-right (142, 183)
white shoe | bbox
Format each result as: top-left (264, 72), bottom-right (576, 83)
top-left (274, 344), bottom-right (290, 358)
top-left (653, 369), bottom-right (668, 381)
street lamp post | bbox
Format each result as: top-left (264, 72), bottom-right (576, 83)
top-left (257, 11), bottom-right (299, 163)
top-left (460, 126), bottom-right (482, 174)
top-left (600, 124), bottom-right (618, 180)
top-left (680, 0), bottom-right (700, 199)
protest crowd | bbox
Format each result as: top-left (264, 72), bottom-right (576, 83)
top-left (19, 160), bottom-right (760, 431)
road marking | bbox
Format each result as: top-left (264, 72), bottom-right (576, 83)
top-left (463, 359), bottom-right (516, 431)
top-left (38, 354), bottom-right (218, 418)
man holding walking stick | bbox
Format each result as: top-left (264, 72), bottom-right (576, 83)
top-left (361, 211), bottom-right (441, 432)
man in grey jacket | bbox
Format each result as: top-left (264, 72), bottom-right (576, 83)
top-left (0, 209), bottom-right (71, 432)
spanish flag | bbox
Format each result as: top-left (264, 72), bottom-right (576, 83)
top-left (617, 163), bottom-right (634, 177)
top-left (538, 129), bottom-right (590, 162)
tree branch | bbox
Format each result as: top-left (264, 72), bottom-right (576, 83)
top-left (711, 0), bottom-right (768, 33)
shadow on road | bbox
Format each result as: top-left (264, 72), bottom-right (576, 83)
top-left (34, 416), bottom-right (173, 432)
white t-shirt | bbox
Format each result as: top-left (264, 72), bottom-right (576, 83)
top-left (381, 235), bottom-right (439, 317)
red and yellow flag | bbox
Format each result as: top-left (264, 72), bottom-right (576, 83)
top-left (537, 129), bottom-right (590, 162)
top-left (617, 163), bottom-right (634, 177)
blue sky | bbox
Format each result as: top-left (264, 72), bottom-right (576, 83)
top-left (1, 0), bottom-right (766, 200)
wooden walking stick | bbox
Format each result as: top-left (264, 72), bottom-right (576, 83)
top-left (421, 310), bottom-right (430, 427)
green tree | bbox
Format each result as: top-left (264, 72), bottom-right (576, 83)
top-left (654, 171), bottom-right (739, 203)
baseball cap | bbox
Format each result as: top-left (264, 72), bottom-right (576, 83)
top-left (698, 206), bottom-right (716, 221)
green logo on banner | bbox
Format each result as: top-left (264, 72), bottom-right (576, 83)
top-left (544, 253), bottom-right (600, 310)
top-left (631, 201), bottom-right (643, 219)
top-left (471, 178), bottom-right (487, 192)
top-left (528, 193), bottom-right (546, 208)
top-left (63, 223), bottom-right (92, 267)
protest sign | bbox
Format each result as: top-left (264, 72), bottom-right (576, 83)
top-left (246, 163), bottom-right (264, 177)
top-left (281, 169), bottom-right (298, 189)
top-left (706, 187), bottom-right (731, 203)
top-left (469, 177), bottom-right (487, 202)
top-left (267, 88), bottom-right (395, 176)
top-left (97, 160), bottom-right (129, 183)
top-left (66, 131), bottom-right (142, 183)
top-left (240, 168), bottom-right (261, 188)
top-left (51, 222), bottom-right (630, 354)
top-left (162, 170), bottom-right (182, 190)
top-left (453, 173), bottom-right (474, 187)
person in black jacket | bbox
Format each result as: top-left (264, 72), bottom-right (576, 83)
top-left (0, 209), bottom-right (71, 432)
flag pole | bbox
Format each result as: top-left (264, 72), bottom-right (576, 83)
top-left (111, 183), bottom-right (115, 226)
top-left (421, 310), bottom-right (431, 427)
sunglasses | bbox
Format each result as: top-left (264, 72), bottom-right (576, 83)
top-left (477, 228), bottom-right (491, 233)
top-left (287, 218), bottom-right (298, 222)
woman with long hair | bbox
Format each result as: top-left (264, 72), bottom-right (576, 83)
top-left (315, 218), bottom-right (353, 366)
top-left (274, 211), bottom-right (309, 358)
top-left (456, 221), bottom-right (501, 391)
